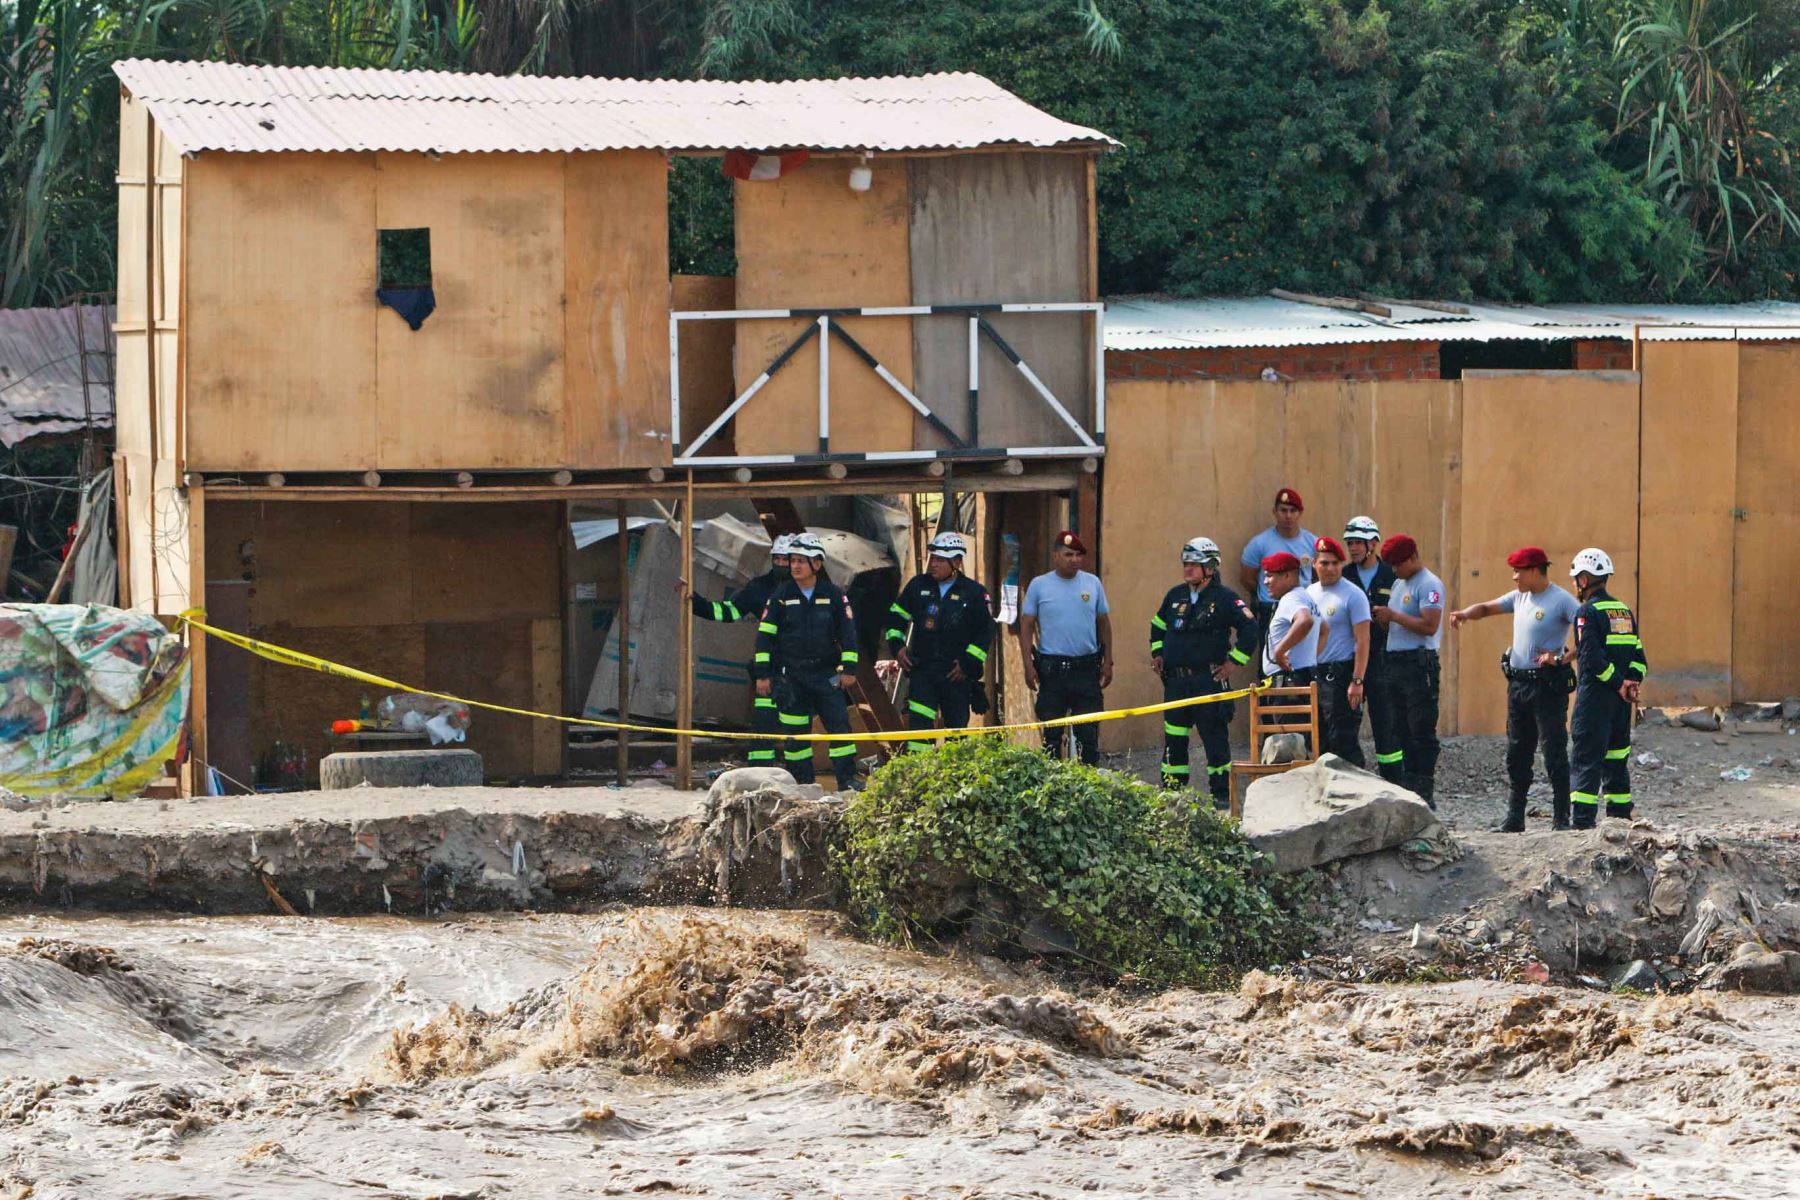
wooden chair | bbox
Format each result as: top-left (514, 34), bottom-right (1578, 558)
top-left (1227, 682), bottom-right (1321, 819)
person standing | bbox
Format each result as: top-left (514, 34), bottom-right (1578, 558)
top-left (1150, 536), bottom-right (1259, 807)
top-left (680, 533), bottom-right (794, 766)
top-left (1239, 488), bottom-right (1318, 637)
top-left (1448, 547), bottom-right (1580, 832)
top-left (1373, 534), bottom-right (1445, 805)
top-left (1020, 531), bottom-right (1113, 766)
top-left (752, 533), bottom-right (862, 791)
top-left (1306, 537), bottom-right (1372, 766)
top-left (885, 531), bottom-right (995, 752)
top-left (1568, 548), bottom-right (1648, 828)
top-left (1344, 516), bottom-right (1404, 783)
top-left (1259, 552), bottom-right (1318, 684)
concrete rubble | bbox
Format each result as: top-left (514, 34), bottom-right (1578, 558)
top-left (1240, 753), bottom-right (1436, 873)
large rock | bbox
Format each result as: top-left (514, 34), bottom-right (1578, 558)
top-left (1241, 754), bottom-right (1435, 873)
top-left (319, 748), bottom-right (483, 790)
top-left (706, 766), bottom-right (817, 805)
top-left (1714, 949), bottom-right (1800, 995)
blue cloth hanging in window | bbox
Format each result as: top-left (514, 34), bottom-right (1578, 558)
top-left (376, 286), bottom-right (436, 330)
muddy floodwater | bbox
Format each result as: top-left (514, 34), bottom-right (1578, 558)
top-left (2, 906), bottom-right (1797, 1199)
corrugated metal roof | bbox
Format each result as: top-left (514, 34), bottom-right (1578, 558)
top-left (112, 60), bottom-right (1116, 156)
top-left (1103, 296), bottom-right (1800, 350)
top-left (0, 306), bottom-right (114, 448)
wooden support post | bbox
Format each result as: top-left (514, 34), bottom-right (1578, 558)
top-left (823, 462), bottom-right (848, 480)
top-left (646, 466), bottom-right (666, 483)
top-left (1076, 471), bottom-right (1100, 574)
top-left (360, 471), bottom-right (381, 488)
top-left (184, 483), bottom-right (208, 795)
top-left (731, 467), bottom-right (753, 484)
top-left (0, 525), bottom-right (15, 601)
top-left (675, 471), bottom-right (695, 792)
top-left (998, 458), bottom-right (1025, 476)
top-left (921, 461), bottom-right (947, 478)
top-left (614, 497), bottom-right (631, 787)
top-left (111, 452), bottom-right (131, 609)
top-left (1080, 457), bottom-right (1099, 475)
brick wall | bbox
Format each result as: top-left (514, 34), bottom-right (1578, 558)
top-left (1573, 338), bottom-right (1634, 370)
top-left (1106, 340), bottom-right (1442, 382)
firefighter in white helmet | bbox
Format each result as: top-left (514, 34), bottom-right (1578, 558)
top-left (1568, 547), bottom-right (1648, 827)
top-left (1150, 536), bottom-right (1259, 808)
top-left (885, 530), bottom-right (995, 751)
top-left (1342, 516), bottom-right (1406, 785)
top-left (752, 533), bottom-right (863, 791)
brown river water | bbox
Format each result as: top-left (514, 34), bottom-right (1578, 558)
top-left (2, 906), bottom-right (1796, 1198)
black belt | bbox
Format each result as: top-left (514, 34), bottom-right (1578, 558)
top-left (1037, 652), bottom-right (1100, 671)
top-left (1163, 665), bottom-right (1219, 678)
top-left (1386, 648), bottom-right (1437, 658)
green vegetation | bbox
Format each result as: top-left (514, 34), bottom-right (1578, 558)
top-left (6, 0), bottom-right (1800, 307)
top-left (836, 737), bottom-right (1314, 986)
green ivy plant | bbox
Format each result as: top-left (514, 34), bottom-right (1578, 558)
top-left (836, 737), bottom-right (1315, 987)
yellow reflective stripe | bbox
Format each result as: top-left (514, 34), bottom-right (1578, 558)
top-left (778, 712), bottom-right (811, 726)
top-left (753, 697), bottom-right (777, 709)
top-left (783, 749), bottom-right (812, 761)
top-left (1164, 721), bottom-right (1189, 736)
top-left (1606, 792), bottom-right (1632, 802)
top-left (747, 749), bottom-right (777, 761)
top-left (827, 743), bottom-right (857, 757)
top-left (1228, 648), bottom-right (1250, 665)
top-left (884, 628), bottom-right (906, 643)
top-left (1597, 664), bottom-right (1615, 682)
top-left (1206, 764), bottom-right (1231, 776)
top-left (908, 700), bottom-right (940, 719)
top-left (1150, 614), bottom-right (1168, 630)
top-left (1592, 600), bottom-right (1628, 611)
top-left (754, 651), bottom-right (771, 662)
top-left (1149, 640), bottom-right (1163, 652)
top-left (757, 622), bottom-right (779, 634)
top-left (840, 652), bottom-right (860, 664)
top-left (1162, 764), bottom-right (1189, 776)
top-left (890, 602), bottom-right (911, 618)
top-left (1376, 749), bottom-right (1405, 764)
top-left (1605, 634), bottom-right (1639, 645)
top-left (965, 644), bottom-right (988, 662)
top-left (1571, 791), bottom-right (1599, 804)
top-left (722, 601), bottom-right (742, 622)
top-left (1605, 747), bottom-right (1631, 759)
top-left (906, 741), bottom-right (934, 751)
top-left (1629, 662), bottom-right (1647, 676)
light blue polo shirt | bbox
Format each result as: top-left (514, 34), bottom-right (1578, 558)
top-left (1388, 568), bottom-right (1446, 651)
top-left (1241, 526), bottom-right (1319, 603)
top-left (1307, 578), bottom-right (1371, 664)
top-left (1496, 583), bottom-right (1579, 669)
top-left (1023, 570), bottom-right (1108, 656)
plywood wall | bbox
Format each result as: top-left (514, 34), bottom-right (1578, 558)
top-left (732, 157), bottom-right (914, 456)
top-left (1733, 343), bottom-right (1800, 700)
top-left (179, 149), bottom-right (669, 473)
top-left (203, 500), bottom-right (563, 780)
top-left (908, 153), bottom-right (1092, 447)
top-left (1098, 379), bottom-right (1462, 749)
top-left (672, 274), bottom-right (737, 450)
top-left (1639, 341), bottom-right (1736, 704)
top-left (1454, 371), bottom-right (1640, 735)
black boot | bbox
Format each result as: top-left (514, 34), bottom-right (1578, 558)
top-left (1378, 761), bottom-right (1406, 786)
top-left (1497, 796), bottom-right (1527, 833)
top-left (1405, 775), bottom-right (1436, 812)
top-left (1605, 800), bottom-right (1634, 821)
top-left (1571, 804), bottom-right (1598, 830)
top-left (1552, 795), bottom-right (1571, 831)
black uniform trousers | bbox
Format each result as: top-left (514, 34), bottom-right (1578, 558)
top-left (1035, 653), bottom-right (1103, 766)
top-left (746, 695), bottom-right (783, 766)
top-left (904, 661), bottom-right (972, 751)
top-left (774, 668), bottom-right (858, 789)
top-left (1364, 659), bottom-right (1407, 784)
top-left (1315, 659), bottom-right (1366, 767)
top-left (1570, 683), bottom-right (1633, 820)
top-left (1384, 649), bottom-right (1441, 803)
top-left (1161, 669), bottom-right (1234, 804)
top-left (1505, 669), bottom-right (1572, 804)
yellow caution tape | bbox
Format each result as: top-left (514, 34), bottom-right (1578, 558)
top-left (179, 611), bottom-right (1263, 744)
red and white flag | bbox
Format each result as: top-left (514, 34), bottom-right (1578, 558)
top-left (722, 149), bottom-right (811, 181)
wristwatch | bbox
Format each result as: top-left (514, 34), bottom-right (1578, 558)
top-left (1351, 676), bottom-right (1363, 685)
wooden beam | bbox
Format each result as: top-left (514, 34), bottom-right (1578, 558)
top-left (454, 471), bottom-right (473, 488)
top-left (1080, 456), bottom-right (1099, 474)
top-left (998, 458), bottom-right (1025, 476)
top-left (675, 471), bottom-right (695, 792)
top-left (0, 525), bottom-right (15, 602)
top-left (184, 483), bottom-right (208, 795)
top-left (1269, 288), bottom-right (1391, 319)
top-left (265, 472), bottom-right (287, 488)
top-left (823, 462), bottom-right (848, 480)
top-left (1360, 294), bottom-right (1467, 315)
top-left (731, 467), bottom-right (753, 484)
top-left (645, 466), bottom-right (666, 483)
top-left (614, 497), bottom-right (631, 787)
top-left (921, 460), bottom-right (947, 478)
top-left (1077, 471), bottom-right (1099, 575)
top-left (111, 452), bottom-right (131, 609)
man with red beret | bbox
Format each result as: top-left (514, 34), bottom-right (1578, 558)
top-left (1450, 546), bottom-right (1581, 831)
top-left (1374, 534), bottom-right (1446, 805)
top-left (1020, 530), bottom-right (1112, 765)
top-left (1259, 551), bottom-right (1319, 685)
top-left (1239, 488), bottom-right (1317, 640)
top-left (1306, 536), bottom-right (1372, 766)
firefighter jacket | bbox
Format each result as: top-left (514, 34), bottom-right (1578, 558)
top-left (1349, 559), bottom-right (1398, 657)
top-left (1148, 578), bottom-right (1259, 671)
top-left (1574, 588), bottom-right (1649, 689)
top-left (884, 573), bottom-right (995, 679)
top-left (692, 567), bottom-right (784, 624)
top-left (753, 576), bottom-right (860, 680)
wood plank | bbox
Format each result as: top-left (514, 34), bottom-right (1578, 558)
top-left (406, 502), bottom-right (562, 624)
top-left (564, 151), bottom-right (670, 470)
top-left (671, 274), bottom-right (737, 451)
top-left (375, 152), bottom-right (566, 469)
top-left (149, 457), bottom-right (190, 614)
top-left (185, 484), bottom-right (208, 790)
top-left (531, 616), bottom-right (563, 776)
top-left (908, 153), bottom-right (1090, 446)
top-left (184, 153), bottom-right (379, 470)
top-left (1455, 371), bottom-right (1640, 735)
top-left (733, 157), bottom-right (913, 456)
top-left (1641, 341), bottom-right (1737, 704)
top-left (1732, 343), bottom-right (1800, 699)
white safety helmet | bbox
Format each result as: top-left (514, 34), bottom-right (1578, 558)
top-left (1570, 547), bottom-right (1614, 579)
top-left (770, 533), bottom-right (795, 557)
top-left (1180, 536), bottom-right (1222, 566)
top-left (1343, 515), bottom-right (1381, 542)
top-left (927, 531), bottom-right (969, 560)
top-left (789, 532), bottom-right (826, 561)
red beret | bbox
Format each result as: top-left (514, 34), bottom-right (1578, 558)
top-left (1506, 546), bottom-right (1550, 569)
top-left (1379, 533), bottom-right (1418, 564)
top-left (1260, 552), bottom-right (1302, 573)
top-left (1055, 530), bottom-right (1087, 554)
top-left (1313, 535), bottom-right (1348, 562)
top-left (1274, 487), bottom-right (1304, 511)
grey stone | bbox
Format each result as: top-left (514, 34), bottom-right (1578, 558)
top-left (1678, 709), bottom-right (1721, 732)
top-left (1260, 732), bottom-right (1307, 765)
top-left (1641, 708), bottom-right (1670, 726)
top-left (1240, 754), bottom-right (1436, 874)
top-left (1611, 959), bottom-right (1662, 991)
top-left (1783, 697), bottom-right (1800, 722)
top-left (319, 748), bottom-right (483, 790)
top-left (706, 766), bottom-right (812, 804)
top-left (1714, 950), bottom-right (1800, 995)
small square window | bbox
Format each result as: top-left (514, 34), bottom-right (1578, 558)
top-left (378, 228), bottom-right (432, 289)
